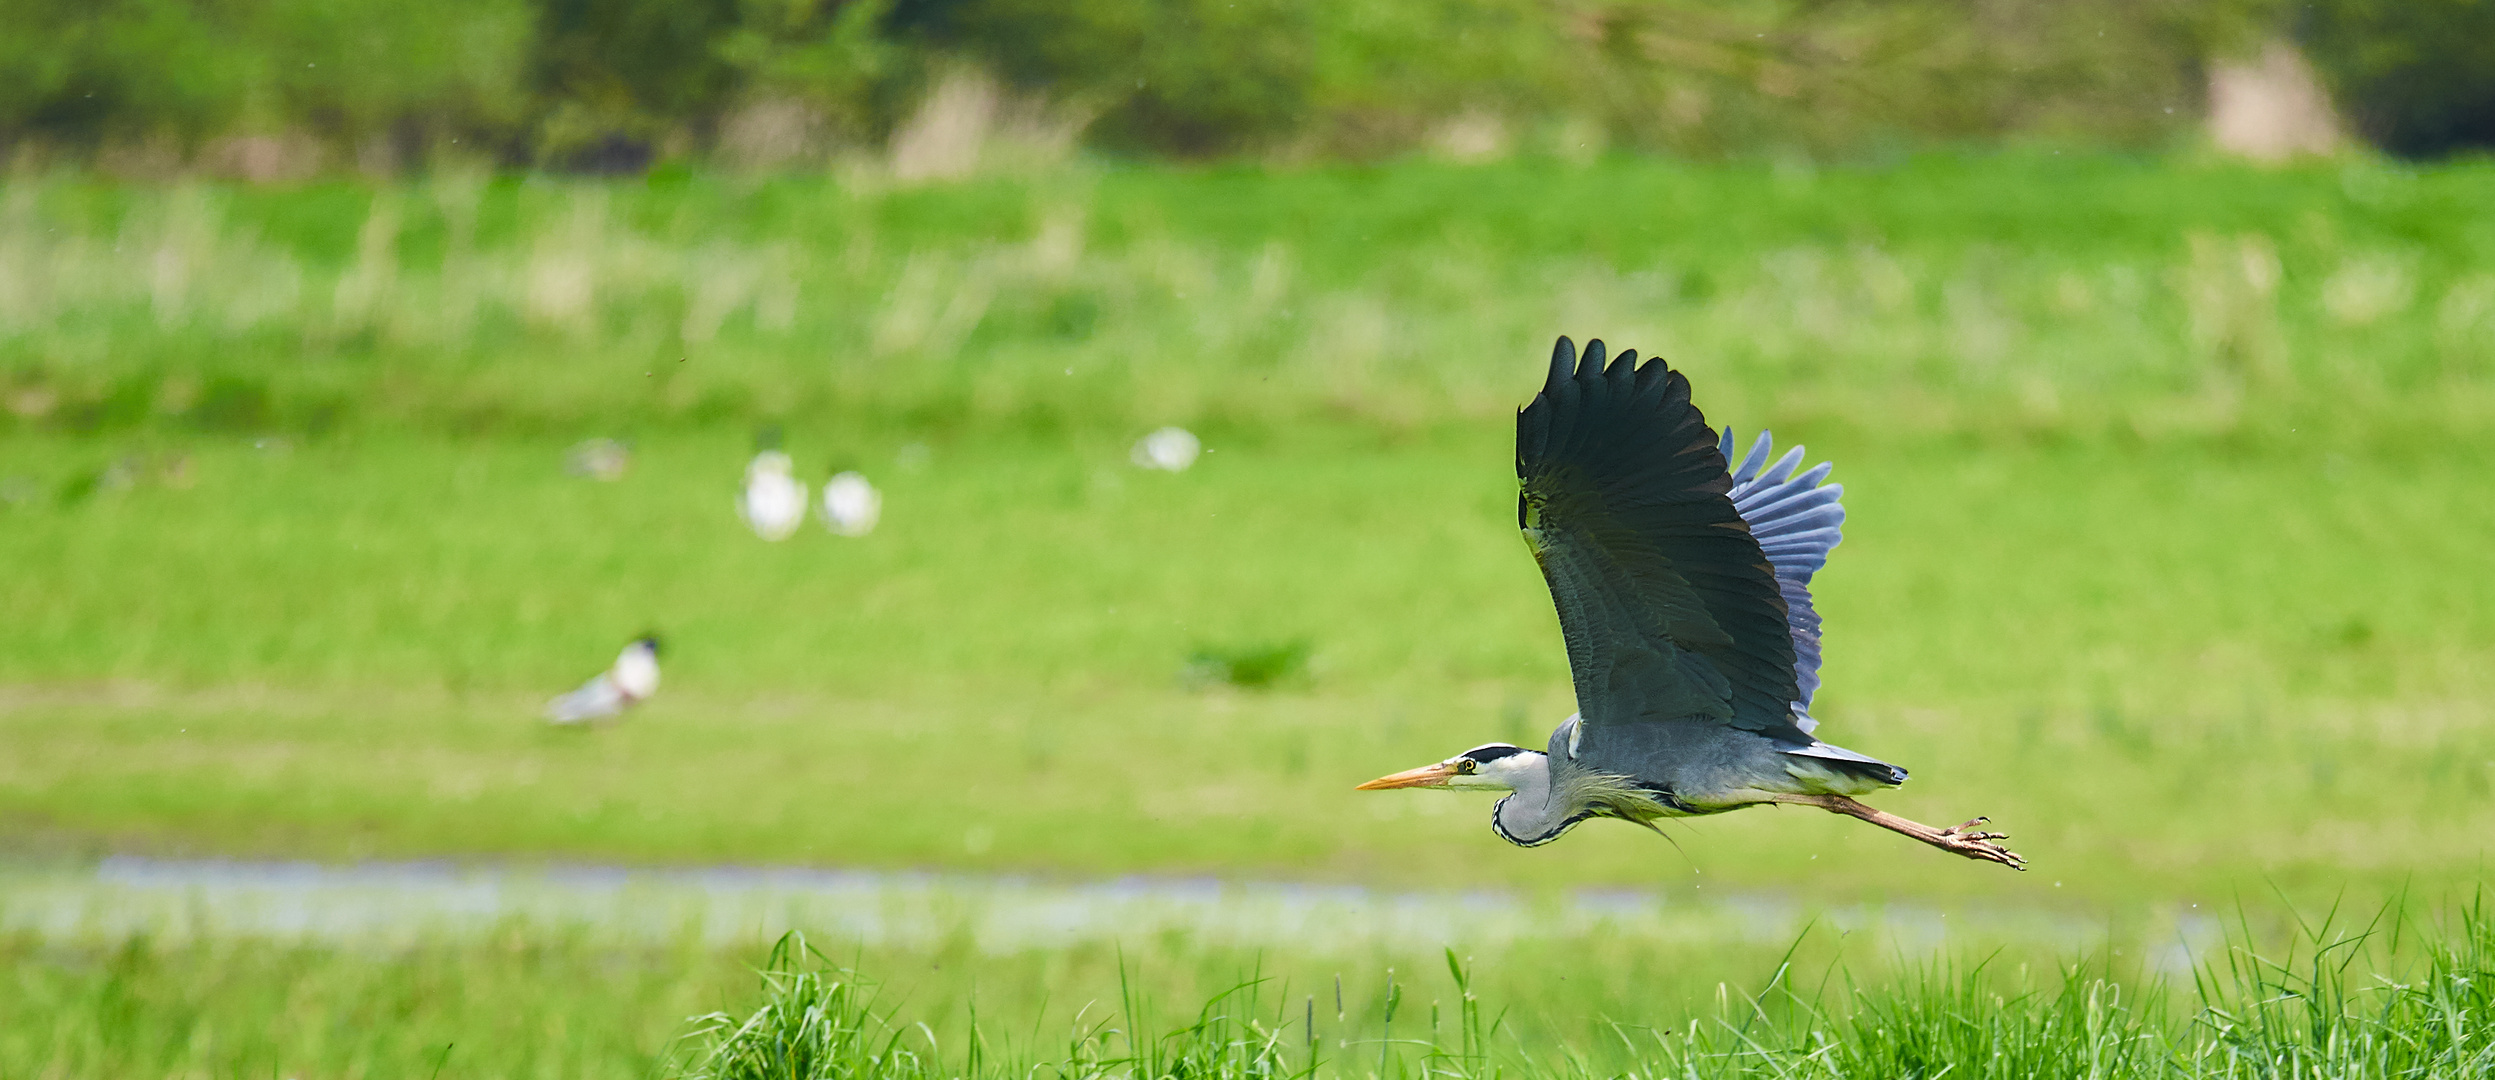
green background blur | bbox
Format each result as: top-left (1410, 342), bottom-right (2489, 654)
top-left (4, 0), bottom-right (2493, 167)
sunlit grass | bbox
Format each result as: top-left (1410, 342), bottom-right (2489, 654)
top-left (0, 929), bottom-right (739, 1078)
top-left (9, 895), bottom-right (2488, 1080)
top-left (0, 153), bottom-right (2491, 902)
top-left (0, 422), bottom-right (2489, 905)
top-left (3, 155), bottom-right (2491, 439)
top-left (672, 900), bottom-right (2495, 1080)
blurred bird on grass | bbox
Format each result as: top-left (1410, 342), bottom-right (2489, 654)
top-left (1132, 427), bottom-right (1200, 472)
top-left (739, 429), bottom-right (808, 541)
top-left (821, 470), bottom-right (881, 536)
top-left (545, 635), bottom-right (662, 726)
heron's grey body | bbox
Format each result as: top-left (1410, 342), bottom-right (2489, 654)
top-left (1485, 711), bottom-right (1897, 847)
top-left (1362, 337), bottom-right (2021, 869)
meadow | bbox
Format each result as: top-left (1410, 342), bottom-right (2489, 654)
top-left (2, 150), bottom-right (2493, 1075)
top-left (9, 887), bottom-right (2495, 1078)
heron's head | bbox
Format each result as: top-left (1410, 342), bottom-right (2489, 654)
top-left (1357, 744), bottom-right (1542, 793)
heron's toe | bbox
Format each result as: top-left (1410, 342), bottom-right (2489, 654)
top-left (1936, 821), bottom-right (2024, 870)
top-left (1941, 817), bottom-right (2009, 842)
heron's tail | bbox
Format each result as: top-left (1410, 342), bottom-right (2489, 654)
top-left (1779, 742), bottom-right (1907, 794)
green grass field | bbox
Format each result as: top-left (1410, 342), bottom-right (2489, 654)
top-left (3, 427), bottom-right (2491, 904)
top-left (3, 151), bottom-right (2493, 1074)
top-left (11, 897), bottom-right (2494, 1078)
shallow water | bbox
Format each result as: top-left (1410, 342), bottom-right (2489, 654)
top-left (0, 856), bottom-right (2201, 962)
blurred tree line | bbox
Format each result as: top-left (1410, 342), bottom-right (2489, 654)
top-left (0, 0), bottom-right (2487, 171)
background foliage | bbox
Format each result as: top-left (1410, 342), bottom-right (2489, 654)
top-left (2297, 0), bottom-right (2495, 157)
top-left (5, 0), bottom-right (2490, 167)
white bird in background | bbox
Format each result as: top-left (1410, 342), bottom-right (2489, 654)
top-left (739, 449), bottom-right (809, 541)
top-left (821, 470), bottom-right (882, 536)
top-left (544, 636), bottom-right (662, 726)
top-left (1131, 426), bottom-right (1201, 472)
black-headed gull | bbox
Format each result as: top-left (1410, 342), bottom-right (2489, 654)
top-left (1131, 427), bottom-right (1200, 472)
top-left (740, 449), bottom-right (808, 541)
top-left (820, 470), bottom-right (881, 536)
top-left (545, 636), bottom-right (662, 725)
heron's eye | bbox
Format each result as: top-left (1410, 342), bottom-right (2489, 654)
top-left (1456, 759), bottom-right (1479, 774)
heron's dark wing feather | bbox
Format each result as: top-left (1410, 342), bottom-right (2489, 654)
top-left (1517, 338), bottom-right (1804, 738)
top-left (1719, 430), bottom-right (1845, 727)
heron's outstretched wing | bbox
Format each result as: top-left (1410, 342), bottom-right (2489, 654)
top-left (1721, 430), bottom-right (1844, 729)
top-left (1516, 337), bottom-right (1806, 741)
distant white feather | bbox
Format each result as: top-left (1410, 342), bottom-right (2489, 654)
top-left (820, 471), bottom-right (882, 536)
top-left (739, 450), bottom-right (808, 541)
top-left (545, 638), bottom-right (660, 725)
top-left (1130, 427), bottom-right (1200, 472)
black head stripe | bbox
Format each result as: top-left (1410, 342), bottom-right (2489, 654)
top-left (1463, 744), bottom-right (1529, 763)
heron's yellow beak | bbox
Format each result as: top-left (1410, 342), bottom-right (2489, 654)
top-left (1356, 762), bottom-right (1456, 790)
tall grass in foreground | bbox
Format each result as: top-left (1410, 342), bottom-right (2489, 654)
top-left (7, 898), bottom-right (2489, 1078)
top-left (677, 902), bottom-right (2495, 1080)
top-left (0, 929), bottom-right (746, 1078)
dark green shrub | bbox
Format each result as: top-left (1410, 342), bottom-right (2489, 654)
top-left (1186, 640), bottom-right (1313, 690)
top-left (254, 0), bottom-right (535, 154)
top-left (530, 0), bottom-right (742, 166)
top-left (0, 0), bottom-right (258, 146)
top-left (189, 376), bottom-right (273, 432)
top-left (0, 0), bottom-right (532, 154)
top-left (890, 0), bottom-right (1317, 155)
top-left (0, 0), bottom-right (2354, 168)
top-left (2299, 0), bottom-right (2495, 157)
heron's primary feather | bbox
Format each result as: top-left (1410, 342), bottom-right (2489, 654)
top-left (1516, 337), bottom-right (1808, 743)
top-left (1721, 430), bottom-right (1845, 726)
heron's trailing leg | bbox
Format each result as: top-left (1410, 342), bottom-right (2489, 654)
top-left (1773, 794), bottom-right (2025, 870)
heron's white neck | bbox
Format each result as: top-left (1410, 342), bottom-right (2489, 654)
top-left (1489, 752), bottom-right (1572, 847)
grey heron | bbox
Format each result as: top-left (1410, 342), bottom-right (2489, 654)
top-left (1358, 338), bottom-right (2022, 870)
top-left (545, 635), bottom-right (662, 725)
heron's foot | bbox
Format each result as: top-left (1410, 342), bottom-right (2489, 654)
top-left (1933, 817), bottom-right (2024, 870)
top-left (1785, 795), bottom-right (2030, 872)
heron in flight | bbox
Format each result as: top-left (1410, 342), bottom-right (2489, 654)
top-left (1359, 338), bottom-right (2022, 869)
